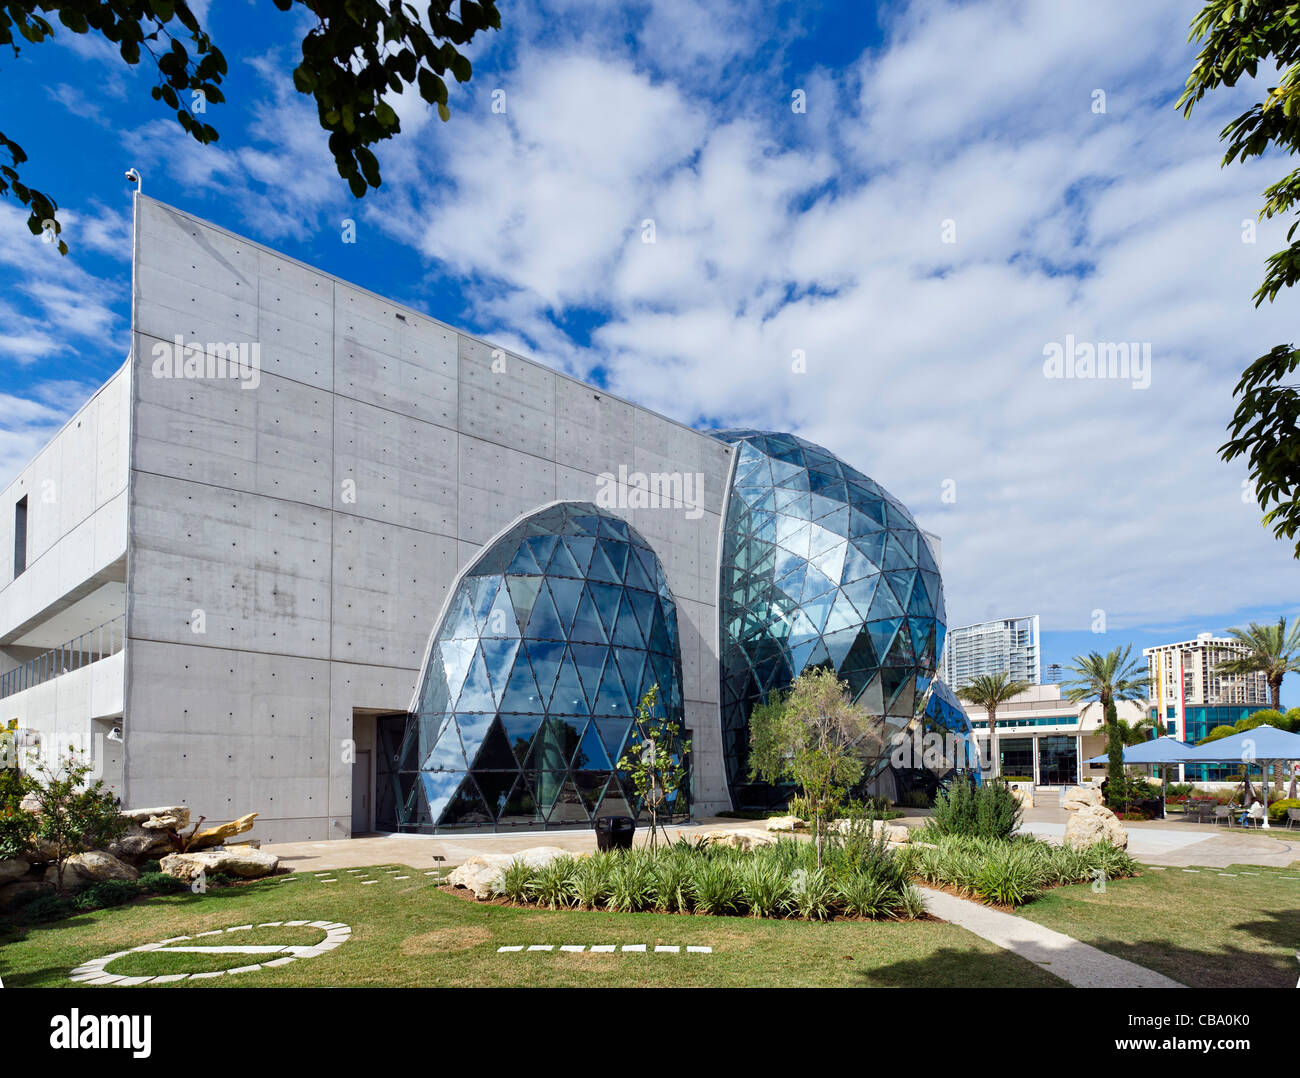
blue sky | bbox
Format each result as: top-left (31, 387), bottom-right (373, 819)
top-left (0, 0), bottom-right (1296, 702)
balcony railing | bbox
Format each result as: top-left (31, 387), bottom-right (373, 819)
top-left (0, 614), bottom-right (125, 700)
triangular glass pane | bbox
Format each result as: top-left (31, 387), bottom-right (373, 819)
top-left (566, 640), bottom-right (604, 698)
top-left (501, 714), bottom-right (543, 764)
top-left (506, 575), bottom-right (542, 628)
top-left (455, 648), bottom-right (496, 712)
top-left (593, 658), bottom-right (631, 716)
top-left (524, 584), bottom-right (566, 639)
top-left (549, 653), bottom-right (589, 715)
top-left (473, 769), bottom-right (519, 820)
top-left (594, 717), bottom-right (633, 764)
top-left (469, 575), bottom-right (500, 631)
top-left (598, 538), bottom-right (629, 579)
top-left (439, 639), bottom-right (477, 703)
top-left (483, 580), bottom-right (520, 638)
top-left (506, 543), bottom-right (541, 575)
top-left (573, 770), bottom-right (610, 814)
top-left (469, 717), bottom-right (517, 771)
top-left (548, 576), bottom-right (583, 632)
top-left (586, 542), bottom-right (621, 584)
top-left (525, 534), bottom-right (557, 568)
top-left (526, 639), bottom-right (564, 705)
top-left (499, 657), bottom-right (543, 714)
top-left (421, 717), bottom-right (466, 771)
top-left (565, 535), bottom-right (596, 575)
top-left (547, 538), bottom-right (582, 579)
top-left (571, 587), bottom-right (609, 644)
top-left (496, 774), bottom-right (541, 826)
top-left (548, 777), bottom-right (589, 823)
top-left (480, 637), bottom-right (521, 706)
top-left (611, 593), bottom-right (645, 648)
top-left (572, 721), bottom-right (612, 770)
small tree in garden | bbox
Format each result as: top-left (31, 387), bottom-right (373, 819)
top-left (617, 684), bottom-right (691, 855)
top-left (748, 668), bottom-right (871, 869)
top-left (23, 749), bottom-right (125, 895)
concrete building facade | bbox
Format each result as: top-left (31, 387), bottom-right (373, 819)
top-left (1, 196), bottom-right (962, 841)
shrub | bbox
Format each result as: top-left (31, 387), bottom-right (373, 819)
top-left (0, 767), bottom-right (28, 812)
top-left (138, 871), bottom-right (188, 895)
top-left (528, 857), bottom-right (578, 910)
top-left (1086, 841), bottom-right (1138, 880)
top-left (930, 776), bottom-right (1022, 840)
top-left (569, 854), bottom-right (613, 910)
top-left (790, 866), bottom-right (835, 920)
top-left (972, 846), bottom-right (1046, 906)
top-left (836, 870), bottom-right (898, 919)
top-left (500, 860), bottom-right (535, 904)
top-left (691, 859), bottom-right (743, 916)
top-left (607, 854), bottom-right (655, 913)
top-left (739, 859), bottom-right (790, 918)
top-left (651, 852), bottom-right (694, 913)
top-left (21, 895), bottom-right (73, 923)
top-left (895, 884), bottom-right (927, 920)
top-left (1267, 797), bottom-right (1300, 822)
top-left (140, 859), bottom-right (163, 875)
top-left (72, 879), bottom-right (140, 911)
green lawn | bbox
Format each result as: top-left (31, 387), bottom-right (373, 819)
top-left (1016, 864), bottom-right (1300, 988)
top-left (0, 864), bottom-right (1062, 988)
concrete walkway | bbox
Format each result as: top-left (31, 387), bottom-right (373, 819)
top-left (1020, 820), bottom-right (1300, 868)
top-left (916, 886), bottom-right (1183, 988)
top-left (261, 818), bottom-right (755, 874)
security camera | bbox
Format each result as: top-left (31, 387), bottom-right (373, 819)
top-left (107, 726), bottom-right (123, 742)
top-left (125, 168), bottom-right (141, 190)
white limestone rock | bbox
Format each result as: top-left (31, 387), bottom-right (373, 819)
top-left (1064, 803), bottom-right (1129, 850)
top-left (160, 847), bottom-right (279, 881)
top-left (447, 846), bottom-right (578, 899)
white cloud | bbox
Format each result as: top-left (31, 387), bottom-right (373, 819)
top-left (372, 0), bottom-right (1300, 632)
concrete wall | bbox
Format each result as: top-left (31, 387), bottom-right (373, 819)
top-left (124, 196), bottom-right (731, 841)
top-left (0, 366), bottom-right (129, 645)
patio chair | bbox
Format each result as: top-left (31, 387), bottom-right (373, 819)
top-left (1213, 805), bottom-right (1233, 827)
top-left (1243, 803), bottom-right (1266, 829)
top-left (1287, 808), bottom-right (1300, 831)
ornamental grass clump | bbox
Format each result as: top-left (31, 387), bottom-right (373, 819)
top-left (739, 858), bottom-right (791, 918)
top-left (651, 851), bottom-right (695, 913)
top-left (528, 856), bottom-right (578, 910)
top-left (500, 859), bottom-right (535, 904)
top-left (606, 853), bottom-right (655, 913)
top-left (690, 858), bottom-right (744, 916)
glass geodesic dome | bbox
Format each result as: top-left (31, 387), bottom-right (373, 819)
top-left (378, 501), bottom-right (686, 831)
top-left (713, 430), bottom-right (946, 807)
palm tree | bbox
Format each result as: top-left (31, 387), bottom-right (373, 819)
top-left (1116, 715), bottom-right (1158, 746)
top-left (1214, 617), bottom-right (1300, 711)
top-left (1215, 619), bottom-right (1300, 786)
top-left (956, 672), bottom-right (1031, 779)
top-left (1062, 645), bottom-right (1150, 788)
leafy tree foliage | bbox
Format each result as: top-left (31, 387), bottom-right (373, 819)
top-left (18, 749), bottom-right (125, 894)
top-left (748, 667), bottom-right (871, 869)
top-left (1179, 3), bottom-right (1300, 552)
top-left (616, 683), bottom-right (691, 855)
top-left (0, 1), bottom-right (500, 252)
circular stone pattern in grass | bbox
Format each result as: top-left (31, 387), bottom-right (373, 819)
top-left (68, 920), bottom-right (352, 986)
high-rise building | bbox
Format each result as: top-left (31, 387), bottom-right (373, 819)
top-left (942, 615), bottom-right (1041, 689)
top-left (1143, 633), bottom-right (1270, 738)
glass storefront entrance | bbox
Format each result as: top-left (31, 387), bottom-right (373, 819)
top-left (998, 737), bottom-right (1034, 779)
top-left (1037, 735), bottom-right (1078, 786)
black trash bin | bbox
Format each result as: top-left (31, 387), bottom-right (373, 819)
top-left (594, 815), bottom-right (636, 851)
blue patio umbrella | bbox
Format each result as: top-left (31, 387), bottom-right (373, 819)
top-left (1180, 725), bottom-right (1300, 830)
top-left (1085, 737), bottom-right (1196, 766)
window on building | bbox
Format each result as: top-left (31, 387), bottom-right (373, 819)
top-left (13, 495), bottom-right (27, 577)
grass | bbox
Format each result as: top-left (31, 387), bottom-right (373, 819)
top-left (1015, 863), bottom-right (1300, 988)
top-left (0, 864), bottom-right (1063, 988)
